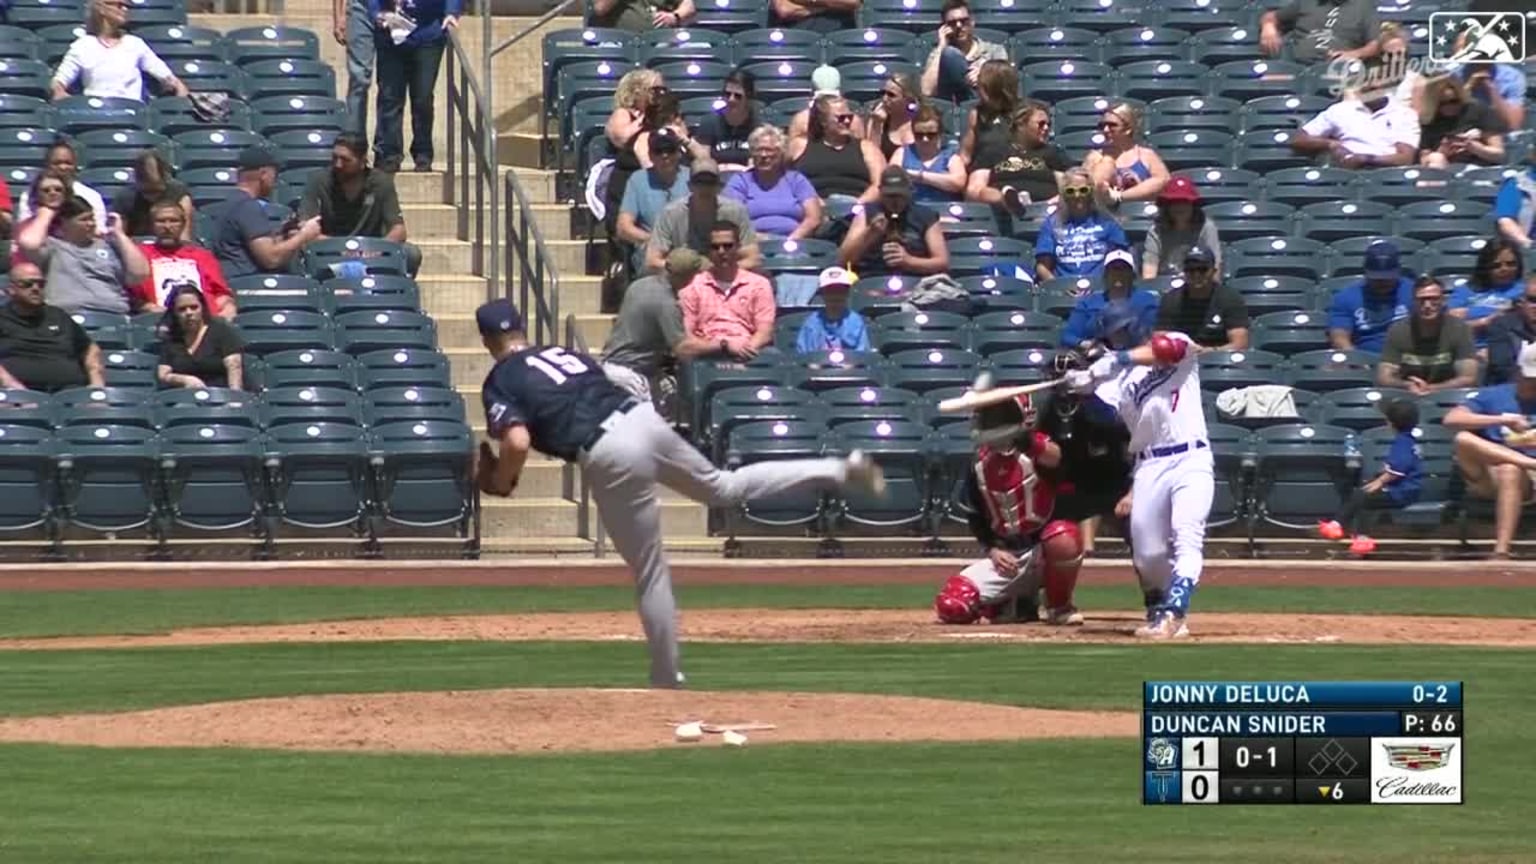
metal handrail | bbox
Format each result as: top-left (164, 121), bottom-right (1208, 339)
top-left (444, 29), bottom-right (498, 298)
top-left (564, 313), bottom-right (605, 558)
top-left (503, 171), bottom-right (561, 344)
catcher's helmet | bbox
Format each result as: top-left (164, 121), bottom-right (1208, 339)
top-left (1053, 349), bottom-right (1087, 376)
top-left (1097, 299), bottom-right (1146, 350)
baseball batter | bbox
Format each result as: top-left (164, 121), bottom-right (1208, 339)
top-left (933, 386), bottom-right (1086, 626)
top-left (473, 299), bottom-right (887, 687)
top-left (1063, 301), bottom-right (1214, 639)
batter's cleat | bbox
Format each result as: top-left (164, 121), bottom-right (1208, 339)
top-left (1317, 519), bottom-right (1346, 540)
top-left (1348, 535), bottom-right (1377, 555)
top-left (1043, 605), bottom-right (1085, 626)
top-left (1135, 610), bottom-right (1189, 640)
top-left (844, 450), bottom-right (887, 498)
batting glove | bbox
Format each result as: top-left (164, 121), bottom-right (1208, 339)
top-left (1087, 353), bottom-right (1120, 380)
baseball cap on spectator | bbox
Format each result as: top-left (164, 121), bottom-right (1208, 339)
top-left (818, 266), bottom-right (854, 293)
top-left (691, 158), bottom-right (721, 183)
top-left (1363, 241), bottom-right (1401, 281)
top-left (1520, 340), bottom-right (1536, 378)
top-left (664, 247), bottom-right (705, 277)
top-left (811, 65), bottom-right (841, 97)
top-left (1104, 249), bottom-right (1136, 270)
top-left (1184, 246), bottom-right (1214, 266)
top-left (1157, 175), bottom-right (1202, 205)
top-left (237, 145), bottom-right (280, 171)
top-left (476, 298), bottom-right (525, 337)
top-left (650, 127), bottom-right (682, 155)
top-left (878, 165), bottom-right (913, 196)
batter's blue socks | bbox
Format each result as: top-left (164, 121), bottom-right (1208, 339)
top-left (1164, 577), bottom-right (1197, 615)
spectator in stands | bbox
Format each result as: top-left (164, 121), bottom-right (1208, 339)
top-left (965, 102), bottom-right (1067, 224)
top-left (10, 173), bottom-right (69, 266)
top-left (1443, 341), bottom-right (1536, 560)
top-left (1083, 104), bottom-right (1169, 209)
top-left (1317, 397), bottom-right (1423, 556)
top-left (1034, 168), bottom-right (1128, 283)
top-left (334, 0), bottom-right (376, 135)
top-left (768, 0), bottom-right (858, 34)
top-left (156, 284), bottom-right (244, 390)
top-left (921, 0), bottom-right (1008, 103)
top-left (50, 0), bottom-right (189, 102)
top-left (1486, 278), bottom-right (1536, 385)
top-left (1259, 0), bottom-right (1380, 65)
top-left (1290, 91), bottom-right (1420, 168)
top-left (17, 196), bottom-right (147, 315)
top-left (1327, 240), bottom-right (1414, 354)
top-left (1377, 276), bottom-right (1478, 394)
top-left (839, 166), bottom-right (950, 279)
top-left (790, 94), bottom-right (883, 206)
top-left (1368, 23), bottom-right (1421, 107)
top-left (0, 175), bottom-right (12, 251)
top-left (788, 67), bottom-right (867, 145)
top-left (299, 132), bottom-right (420, 276)
top-left (867, 73), bottom-right (920, 163)
top-left (958, 60), bottom-right (1018, 173)
top-left (608, 69), bottom-right (666, 152)
top-left (134, 199), bottom-right (235, 319)
top-left (1494, 150), bottom-right (1536, 250)
top-left (795, 266), bottom-right (870, 354)
top-left (371, 0), bottom-right (460, 173)
top-left (646, 158), bottom-right (761, 273)
top-left (636, 92), bottom-right (709, 169)
top-left (693, 71), bottom-right (757, 172)
top-left (1418, 76), bottom-right (1507, 167)
top-left (589, 0), bottom-right (694, 32)
top-left (617, 127), bottom-right (691, 273)
top-left (1060, 249), bottom-right (1158, 350)
top-left (600, 248), bottom-right (712, 410)
top-left (1154, 247), bottom-right (1249, 350)
top-left (211, 146), bottom-right (323, 280)
top-left (724, 125), bottom-right (822, 241)
top-left (1461, 63), bottom-right (1526, 132)
top-left (1450, 239), bottom-right (1525, 354)
top-left (893, 103), bottom-right (965, 205)
top-left (679, 221), bottom-right (776, 360)
top-left (1140, 175), bottom-right (1222, 279)
top-left (110, 150), bottom-right (194, 242)
top-left (0, 262), bottom-right (104, 392)
top-left (17, 141), bottom-right (108, 230)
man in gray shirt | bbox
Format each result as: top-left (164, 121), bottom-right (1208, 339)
top-left (643, 159), bottom-right (761, 274)
top-left (15, 196), bottom-right (148, 315)
top-left (601, 247), bottom-right (716, 418)
top-left (1261, 0), bottom-right (1380, 65)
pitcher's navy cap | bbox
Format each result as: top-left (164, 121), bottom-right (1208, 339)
top-left (476, 299), bottom-right (525, 337)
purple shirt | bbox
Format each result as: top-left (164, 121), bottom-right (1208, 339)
top-left (724, 169), bottom-right (818, 238)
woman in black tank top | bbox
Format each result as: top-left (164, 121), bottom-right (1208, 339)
top-left (867, 72), bottom-right (919, 162)
top-left (790, 94), bottom-right (883, 202)
top-left (960, 59), bottom-right (1019, 172)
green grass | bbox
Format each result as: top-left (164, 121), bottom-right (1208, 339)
top-left (2, 583), bottom-right (1534, 638)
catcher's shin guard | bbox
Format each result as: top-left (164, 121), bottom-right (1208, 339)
top-left (1039, 519), bottom-right (1084, 610)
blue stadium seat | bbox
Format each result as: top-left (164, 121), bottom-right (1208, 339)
top-left (264, 420), bottom-right (371, 535)
top-left (1394, 201), bottom-right (1490, 243)
top-left (0, 25), bottom-right (42, 61)
top-left (1174, 166), bottom-right (1260, 207)
top-left (0, 93), bottom-right (51, 128)
top-left (1020, 59), bottom-right (1113, 104)
top-left (1206, 422), bottom-right (1255, 531)
top-left (248, 94), bottom-right (347, 137)
top-left (233, 310), bottom-right (335, 354)
top-left (149, 95), bottom-right (254, 137)
top-left (1010, 27), bottom-right (1100, 63)
top-left (860, 0), bottom-right (943, 34)
top-left (824, 28), bottom-right (917, 65)
top-left (1356, 166), bottom-right (1454, 207)
top-left (1210, 59), bottom-right (1307, 101)
top-left (154, 388), bottom-right (260, 428)
top-left (1232, 128), bottom-right (1310, 173)
top-left (158, 422), bottom-right (268, 540)
top-left (970, 310), bottom-right (1060, 355)
top-left (99, 349), bottom-right (159, 390)
top-left (266, 128), bottom-right (334, 174)
top-left (821, 385), bottom-right (922, 428)
top-left (739, 60), bottom-right (817, 101)
top-left (1189, 25), bottom-right (1260, 64)
top-left (1248, 309), bottom-right (1329, 356)
top-left (1286, 349), bottom-right (1377, 393)
top-left (733, 27), bottom-right (823, 63)
top-left (1203, 200), bottom-right (1294, 242)
top-left (1240, 93), bottom-right (1331, 132)
top-left (1226, 236), bottom-right (1328, 281)
top-left (1261, 166), bottom-right (1357, 207)
top-left (167, 59), bottom-right (248, 98)
top-left (833, 59), bottom-right (922, 103)
top-left (1054, 0), bottom-right (1142, 32)
top-left (707, 384), bottom-right (822, 461)
top-left (1422, 235), bottom-right (1493, 281)
top-left (970, 0), bottom-right (1051, 34)
top-left (829, 418), bottom-right (930, 531)
top-left (1146, 129), bottom-right (1233, 171)
top-left (1315, 387), bottom-right (1414, 431)
top-left (53, 95), bottom-right (147, 134)
top-left (1148, 95), bottom-right (1242, 134)
top-left (305, 237), bottom-right (412, 279)
top-left (986, 346), bottom-right (1057, 385)
top-left (242, 58), bottom-right (337, 99)
top-left (363, 386), bottom-right (466, 426)
top-left (1298, 200), bottom-right (1395, 244)
top-left (0, 389), bottom-right (57, 429)
top-left (369, 419), bottom-right (475, 538)
top-left (956, 274), bottom-right (1034, 306)
top-left (78, 130), bottom-right (171, 172)
top-left (356, 348), bottom-right (452, 390)
top-left (541, 28), bottom-right (634, 111)
top-left (1251, 423), bottom-right (1356, 531)
top-left (262, 386), bottom-right (365, 428)
top-left (933, 200), bottom-right (1001, 238)
top-left (224, 26), bottom-right (321, 66)
top-left (1053, 95), bottom-right (1121, 135)
top-left (1198, 349), bottom-right (1288, 392)
top-left (885, 347), bottom-right (982, 394)
top-left (722, 418), bottom-right (829, 534)
top-left (1115, 60), bottom-right (1207, 101)
top-left (335, 309), bottom-right (437, 355)
top-left (0, 423), bottom-right (57, 539)
top-left (799, 349), bottom-right (887, 392)
top-left (1102, 27), bottom-right (1193, 65)
top-left (1226, 275), bottom-right (1317, 317)
top-left (54, 422), bottom-right (160, 540)
top-left (258, 349), bottom-right (360, 392)
top-left (874, 309), bottom-right (971, 354)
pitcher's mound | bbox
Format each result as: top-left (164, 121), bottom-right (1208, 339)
top-left (0, 689), bottom-right (1138, 755)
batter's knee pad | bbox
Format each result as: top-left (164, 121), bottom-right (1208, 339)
top-left (934, 575), bottom-right (983, 624)
top-left (1039, 520), bottom-right (1085, 608)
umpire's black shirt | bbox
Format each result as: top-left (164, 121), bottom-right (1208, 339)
top-left (0, 302), bottom-right (91, 393)
top-left (481, 344), bottom-right (632, 462)
top-left (1035, 390), bottom-right (1132, 495)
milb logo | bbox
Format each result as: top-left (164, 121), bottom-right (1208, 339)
top-left (1429, 12), bottom-right (1527, 63)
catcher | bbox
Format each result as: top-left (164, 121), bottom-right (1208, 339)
top-left (933, 379), bottom-right (1087, 626)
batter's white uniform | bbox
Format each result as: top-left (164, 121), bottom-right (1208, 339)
top-left (1090, 332), bottom-right (1215, 611)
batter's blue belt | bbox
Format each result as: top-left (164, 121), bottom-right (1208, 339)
top-left (579, 398), bottom-right (641, 456)
top-left (1138, 439), bottom-right (1207, 462)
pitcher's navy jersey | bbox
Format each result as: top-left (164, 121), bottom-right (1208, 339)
top-left (481, 345), bottom-right (632, 461)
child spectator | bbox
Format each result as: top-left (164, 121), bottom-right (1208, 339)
top-left (1317, 397), bottom-right (1423, 555)
top-left (795, 267), bottom-right (870, 354)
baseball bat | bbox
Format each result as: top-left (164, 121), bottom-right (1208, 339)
top-left (937, 378), bottom-right (1065, 415)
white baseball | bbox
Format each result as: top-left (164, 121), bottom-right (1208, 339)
top-left (721, 730), bottom-right (748, 747)
top-left (674, 721), bottom-right (704, 742)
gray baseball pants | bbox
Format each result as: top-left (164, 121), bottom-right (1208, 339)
top-left (580, 401), bottom-right (851, 688)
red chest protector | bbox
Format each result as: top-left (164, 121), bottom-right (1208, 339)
top-left (975, 445), bottom-right (1057, 540)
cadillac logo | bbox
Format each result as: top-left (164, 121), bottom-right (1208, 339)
top-left (1383, 743), bottom-right (1456, 772)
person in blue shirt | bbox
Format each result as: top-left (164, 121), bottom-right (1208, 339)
top-left (1058, 249), bottom-right (1159, 350)
top-left (1492, 150), bottom-right (1536, 250)
top-left (1318, 398), bottom-right (1422, 556)
top-left (1460, 63), bottom-right (1527, 135)
top-left (1444, 340), bottom-right (1536, 560)
top-left (1450, 238), bottom-right (1525, 352)
top-left (1327, 240), bottom-right (1414, 354)
top-left (1034, 168), bottom-right (1128, 283)
top-left (795, 266), bottom-right (870, 354)
top-left (370, 0), bottom-right (462, 173)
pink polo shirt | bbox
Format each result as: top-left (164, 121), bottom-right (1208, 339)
top-left (679, 268), bottom-right (776, 344)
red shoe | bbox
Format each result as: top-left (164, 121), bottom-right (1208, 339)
top-left (1317, 520), bottom-right (1345, 540)
top-left (1348, 535), bottom-right (1377, 555)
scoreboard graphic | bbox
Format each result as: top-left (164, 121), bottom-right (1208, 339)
top-left (1141, 682), bottom-right (1463, 805)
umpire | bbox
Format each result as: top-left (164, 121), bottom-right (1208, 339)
top-left (1035, 349), bottom-right (1134, 556)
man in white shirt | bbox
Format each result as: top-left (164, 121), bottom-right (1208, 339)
top-left (1289, 93), bottom-right (1420, 168)
top-left (49, 0), bottom-right (188, 103)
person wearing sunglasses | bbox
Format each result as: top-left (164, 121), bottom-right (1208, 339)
top-left (50, 0), bottom-right (189, 103)
top-left (867, 73), bottom-right (921, 163)
top-left (1154, 247), bottom-right (1249, 351)
top-left (1418, 76), bottom-right (1506, 168)
top-left (967, 103), bottom-right (1068, 230)
top-left (839, 165), bottom-right (950, 279)
top-left (0, 261), bottom-right (104, 393)
top-left (790, 94), bottom-right (884, 206)
top-left (1082, 104), bottom-right (1169, 209)
top-left (1485, 278), bottom-right (1536, 385)
top-left (678, 220), bottom-right (776, 362)
top-left (1377, 276), bottom-right (1479, 396)
top-left (1034, 168), bottom-right (1129, 283)
top-left (1442, 340), bottom-right (1536, 561)
top-left (921, 0), bottom-right (1008, 103)
top-left (694, 70), bottom-right (757, 172)
top-left (1448, 239), bottom-right (1525, 356)
top-left (892, 103), bottom-right (965, 205)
